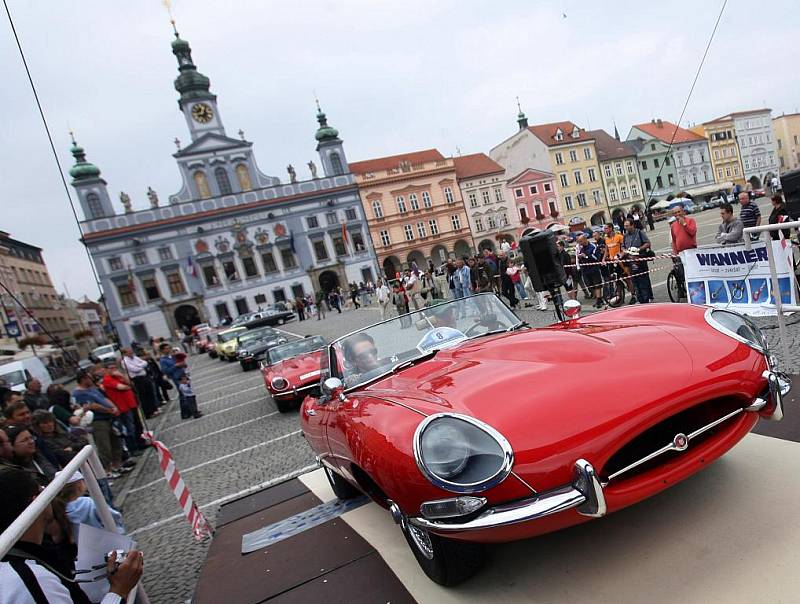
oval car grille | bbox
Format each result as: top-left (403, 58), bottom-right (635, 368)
top-left (602, 397), bottom-right (747, 483)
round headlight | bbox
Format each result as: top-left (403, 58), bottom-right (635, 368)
top-left (706, 308), bottom-right (767, 352)
top-left (414, 413), bottom-right (513, 494)
top-left (271, 376), bottom-right (289, 391)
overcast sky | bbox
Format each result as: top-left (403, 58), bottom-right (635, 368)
top-left (3, 0), bottom-right (798, 299)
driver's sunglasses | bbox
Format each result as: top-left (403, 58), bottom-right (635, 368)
top-left (354, 348), bottom-right (378, 360)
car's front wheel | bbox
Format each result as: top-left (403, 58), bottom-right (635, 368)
top-left (323, 465), bottom-right (360, 500)
top-left (400, 519), bottom-right (485, 586)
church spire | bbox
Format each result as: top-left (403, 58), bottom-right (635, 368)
top-left (516, 97), bottom-right (528, 130)
top-left (171, 23), bottom-right (214, 110)
top-left (613, 121), bottom-right (621, 141)
top-left (68, 131), bottom-right (101, 181)
top-left (314, 99), bottom-right (340, 143)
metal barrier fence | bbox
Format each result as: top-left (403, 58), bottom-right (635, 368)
top-left (0, 444), bottom-right (148, 603)
top-left (743, 219), bottom-right (800, 364)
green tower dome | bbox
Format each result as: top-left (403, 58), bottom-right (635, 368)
top-left (314, 104), bottom-right (339, 142)
top-left (68, 140), bottom-right (101, 180)
top-left (171, 28), bottom-right (214, 105)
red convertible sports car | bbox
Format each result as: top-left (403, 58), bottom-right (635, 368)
top-left (261, 336), bottom-right (327, 412)
top-left (300, 293), bottom-right (789, 585)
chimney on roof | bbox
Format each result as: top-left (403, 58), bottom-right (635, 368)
top-left (651, 119), bottom-right (656, 125)
top-left (657, 118), bottom-right (663, 128)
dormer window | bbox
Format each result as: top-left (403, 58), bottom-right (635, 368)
top-left (571, 127), bottom-right (580, 138)
top-left (554, 129), bottom-right (563, 141)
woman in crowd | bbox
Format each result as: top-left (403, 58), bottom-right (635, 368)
top-left (142, 348), bottom-right (171, 405)
top-left (47, 384), bottom-right (82, 428)
top-left (768, 193), bottom-right (792, 240)
top-left (30, 409), bottom-right (88, 466)
top-left (4, 425), bottom-right (59, 485)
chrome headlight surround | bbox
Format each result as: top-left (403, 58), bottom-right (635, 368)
top-left (704, 307), bottom-right (768, 354)
top-left (270, 376), bottom-right (289, 391)
top-left (413, 412), bottom-right (514, 494)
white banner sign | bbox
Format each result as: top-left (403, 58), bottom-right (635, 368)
top-left (680, 240), bottom-right (797, 316)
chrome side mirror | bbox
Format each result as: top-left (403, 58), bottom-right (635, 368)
top-left (320, 377), bottom-right (345, 403)
top-left (563, 299), bottom-right (581, 319)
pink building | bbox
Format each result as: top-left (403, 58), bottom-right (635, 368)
top-left (506, 168), bottom-right (563, 237)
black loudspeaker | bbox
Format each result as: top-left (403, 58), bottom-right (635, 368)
top-left (781, 168), bottom-right (800, 219)
top-left (519, 230), bottom-right (566, 292)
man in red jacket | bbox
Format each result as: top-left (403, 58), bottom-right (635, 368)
top-left (670, 206), bottom-right (697, 254)
top-left (101, 363), bottom-right (142, 456)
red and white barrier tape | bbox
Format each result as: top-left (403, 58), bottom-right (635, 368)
top-left (566, 252), bottom-right (678, 268)
top-left (142, 431), bottom-right (213, 540)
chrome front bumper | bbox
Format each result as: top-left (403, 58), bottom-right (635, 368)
top-left (273, 382), bottom-right (319, 400)
top-left (411, 370), bottom-right (790, 534)
top-left (410, 459), bottom-right (605, 533)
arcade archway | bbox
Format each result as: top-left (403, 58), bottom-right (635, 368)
top-left (174, 304), bottom-right (201, 332)
top-left (318, 270), bottom-right (339, 294)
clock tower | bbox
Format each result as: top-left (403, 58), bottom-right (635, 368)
top-left (171, 26), bottom-right (225, 141)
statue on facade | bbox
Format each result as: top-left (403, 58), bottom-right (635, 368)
top-left (147, 187), bottom-right (159, 208)
top-left (307, 160), bottom-right (318, 179)
top-left (287, 164), bottom-right (297, 183)
top-left (119, 191), bottom-right (132, 213)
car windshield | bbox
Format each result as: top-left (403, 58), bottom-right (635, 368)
top-left (238, 328), bottom-right (275, 344)
top-left (92, 345), bottom-right (114, 356)
top-left (330, 294), bottom-right (522, 390)
top-left (0, 369), bottom-right (26, 388)
top-left (267, 336), bottom-right (327, 365)
top-left (218, 330), bottom-right (244, 343)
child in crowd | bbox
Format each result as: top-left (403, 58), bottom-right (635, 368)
top-left (58, 470), bottom-right (125, 542)
top-left (178, 373), bottom-right (202, 420)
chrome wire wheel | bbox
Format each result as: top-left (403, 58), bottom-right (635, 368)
top-left (407, 523), bottom-right (434, 560)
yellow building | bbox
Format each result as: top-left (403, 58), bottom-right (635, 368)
top-left (691, 119), bottom-right (745, 186)
top-left (527, 122), bottom-right (606, 226)
top-left (772, 113), bottom-right (800, 172)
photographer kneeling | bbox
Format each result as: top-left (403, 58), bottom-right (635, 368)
top-left (0, 467), bottom-right (143, 604)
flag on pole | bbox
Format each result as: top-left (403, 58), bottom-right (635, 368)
top-left (341, 223), bottom-right (349, 253)
top-left (127, 267), bottom-right (136, 293)
top-left (187, 256), bottom-right (198, 278)
top-left (143, 431), bottom-right (213, 540)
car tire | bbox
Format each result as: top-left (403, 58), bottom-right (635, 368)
top-left (400, 519), bottom-right (485, 586)
top-left (277, 318), bottom-right (285, 325)
top-left (274, 396), bottom-right (294, 414)
top-left (323, 465), bottom-right (360, 500)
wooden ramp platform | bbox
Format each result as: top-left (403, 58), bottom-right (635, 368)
top-left (194, 477), bottom-right (414, 604)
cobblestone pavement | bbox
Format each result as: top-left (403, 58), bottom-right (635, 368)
top-left (115, 198), bottom-right (798, 602)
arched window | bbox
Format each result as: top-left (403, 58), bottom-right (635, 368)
top-left (85, 192), bottom-right (104, 218)
top-left (215, 167), bottom-right (233, 195)
top-left (194, 171), bottom-right (211, 199)
top-left (330, 152), bottom-right (344, 175)
top-left (371, 200), bottom-right (383, 218)
top-left (235, 164), bottom-right (252, 191)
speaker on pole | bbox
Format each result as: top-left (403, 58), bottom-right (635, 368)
top-left (519, 230), bottom-right (567, 292)
top-left (780, 168), bottom-right (800, 219)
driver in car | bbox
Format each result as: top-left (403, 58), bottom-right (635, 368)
top-left (342, 333), bottom-right (388, 387)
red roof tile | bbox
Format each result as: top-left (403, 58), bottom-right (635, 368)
top-left (453, 153), bottom-right (504, 180)
top-left (588, 129), bottom-right (637, 161)
top-left (527, 121), bottom-right (594, 147)
top-left (632, 119), bottom-right (705, 144)
top-left (349, 149), bottom-right (445, 175)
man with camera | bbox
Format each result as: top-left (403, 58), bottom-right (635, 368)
top-left (0, 467), bottom-right (143, 603)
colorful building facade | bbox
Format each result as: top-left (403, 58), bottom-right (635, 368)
top-left (505, 169), bottom-right (561, 237)
top-left (589, 129), bottom-right (645, 224)
top-left (453, 153), bottom-right (518, 252)
top-left (713, 109), bottom-right (779, 187)
top-left (772, 113), bottom-right (800, 172)
top-left (350, 149), bottom-right (472, 276)
top-left (691, 118), bottom-right (744, 187)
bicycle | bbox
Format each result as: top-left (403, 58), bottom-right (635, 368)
top-left (667, 257), bottom-right (687, 303)
top-left (603, 260), bottom-right (627, 308)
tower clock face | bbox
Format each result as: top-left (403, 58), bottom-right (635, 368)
top-left (191, 103), bottom-right (214, 124)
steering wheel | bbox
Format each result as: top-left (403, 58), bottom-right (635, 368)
top-left (463, 322), bottom-right (489, 337)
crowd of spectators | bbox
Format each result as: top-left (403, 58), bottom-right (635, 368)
top-left (0, 338), bottom-right (197, 601)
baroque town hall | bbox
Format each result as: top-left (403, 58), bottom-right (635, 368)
top-left (69, 27), bottom-right (379, 345)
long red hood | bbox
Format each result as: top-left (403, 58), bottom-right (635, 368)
top-left (265, 350), bottom-right (322, 385)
